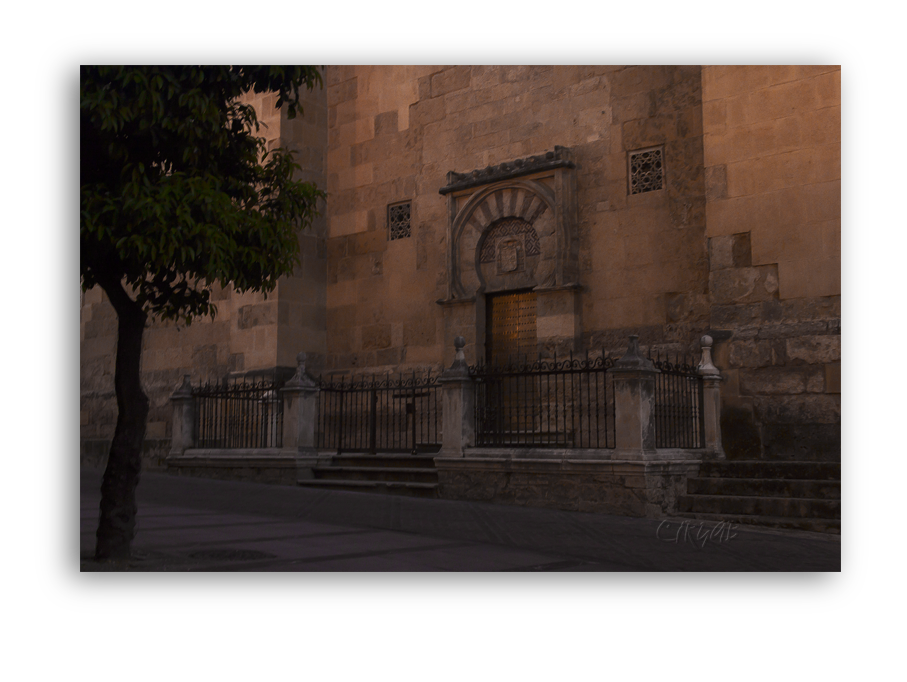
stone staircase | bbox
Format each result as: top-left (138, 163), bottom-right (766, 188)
top-left (677, 460), bottom-right (841, 534)
top-left (297, 453), bottom-right (440, 498)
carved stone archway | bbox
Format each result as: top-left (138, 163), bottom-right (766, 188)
top-left (450, 180), bottom-right (555, 298)
top-left (437, 147), bottom-right (582, 363)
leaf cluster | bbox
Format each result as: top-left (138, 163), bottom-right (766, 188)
top-left (80, 65), bottom-right (326, 323)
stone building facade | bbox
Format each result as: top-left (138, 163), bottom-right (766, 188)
top-left (80, 66), bottom-right (841, 469)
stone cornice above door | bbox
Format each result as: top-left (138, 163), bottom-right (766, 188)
top-left (438, 146), bottom-right (576, 196)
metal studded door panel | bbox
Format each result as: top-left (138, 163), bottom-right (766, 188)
top-left (486, 291), bottom-right (537, 366)
top-left (484, 291), bottom-right (538, 437)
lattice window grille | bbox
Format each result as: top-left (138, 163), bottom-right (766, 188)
top-left (388, 202), bottom-right (412, 240)
top-left (629, 147), bottom-right (665, 195)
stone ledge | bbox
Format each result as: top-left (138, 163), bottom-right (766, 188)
top-left (435, 296), bottom-right (476, 306)
top-left (533, 283), bottom-right (582, 294)
top-left (445, 447), bottom-right (704, 463)
top-left (168, 449), bottom-right (295, 468)
top-left (435, 453), bottom-right (701, 475)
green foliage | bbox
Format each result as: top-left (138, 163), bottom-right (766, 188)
top-left (80, 65), bottom-right (325, 323)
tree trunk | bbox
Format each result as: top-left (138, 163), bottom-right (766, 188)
top-left (95, 279), bottom-right (149, 561)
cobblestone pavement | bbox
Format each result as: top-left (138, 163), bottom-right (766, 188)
top-left (80, 468), bottom-right (840, 571)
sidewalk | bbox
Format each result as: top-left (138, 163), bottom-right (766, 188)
top-left (80, 467), bottom-right (840, 571)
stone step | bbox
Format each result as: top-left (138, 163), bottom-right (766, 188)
top-left (296, 479), bottom-right (439, 498)
top-left (698, 461), bottom-right (840, 480)
top-left (686, 477), bottom-right (840, 499)
top-left (325, 454), bottom-right (438, 469)
top-left (678, 494), bottom-right (840, 519)
top-left (313, 466), bottom-right (438, 484)
top-left (673, 512), bottom-right (840, 535)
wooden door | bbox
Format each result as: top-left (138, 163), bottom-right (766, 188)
top-left (486, 290), bottom-right (537, 366)
top-left (484, 291), bottom-right (538, 439)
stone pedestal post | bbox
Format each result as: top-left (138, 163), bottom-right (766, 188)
top-left (438, 336), bottom-right (476, 458)
top-left (280, 353), bottom-right (323, 478)
top-left (611, 336), bottom-right (658, 461)
top-left (168, 374), bottom-right (195, 458)
top-left (698, 335), bottom-right (726, 459)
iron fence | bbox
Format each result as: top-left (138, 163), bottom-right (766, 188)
top-left (471, 351), bottom-right (616, 448)
top-left (649, 353), bottom-right (704, 449)
top-left (193, 377), bottom-right (284, 449)
top-left (316, 371), bottom-right (442, 454)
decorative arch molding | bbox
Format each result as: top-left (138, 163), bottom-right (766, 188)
top-left (437, 147), bottom-right (581, 365)
top-left (450, 180), bottom-right (554, 298)
top-left (438, 147), bottom-right (578, 302)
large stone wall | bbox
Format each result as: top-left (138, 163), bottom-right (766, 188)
top-left (323, 66), bottom-right (710, 373)
top-left (701, 66), bottom-right (840, 459)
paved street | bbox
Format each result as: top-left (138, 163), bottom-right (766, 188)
top-left (80, 467), bottom-right (840, 571)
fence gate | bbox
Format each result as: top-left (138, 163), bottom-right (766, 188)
top-left (472, 351), bottom-right (616, 449)
top-left (316, 372), bottom-right (442, 454)
top-left (486, 290), bottom-right (538, 434)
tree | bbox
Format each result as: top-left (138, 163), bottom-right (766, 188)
top-left (81, 66), bottom-right (325, 560)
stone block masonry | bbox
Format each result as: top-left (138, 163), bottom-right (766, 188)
top-left (435, 458), bottom-right (700, 518)
top-left (322, 66), bottom-right (711, 377)
top-left (702, 66), bottom-right (839, 461)
top-left (81, 66), bottom-right (840, 480)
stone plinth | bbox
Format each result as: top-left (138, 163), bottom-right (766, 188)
top-left (280, 352), bottom-right (324, 479)
top-left (438, 336), bottom-right (475, 458)
top-left (434, 452), bottom-right (701, 517)
top-left (698, 335), bottom-right (726, 459)
top-left (611, 335), bottom-right (659, 460)
top-left (168, 375), bottom-right (194, 459)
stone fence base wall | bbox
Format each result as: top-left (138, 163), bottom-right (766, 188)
top-left (435, 452), bottom-right (701, 517)
top-left (81, 439), bottom-right (171, 471)
top-left (166, 449), bottom-right (298, 485)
